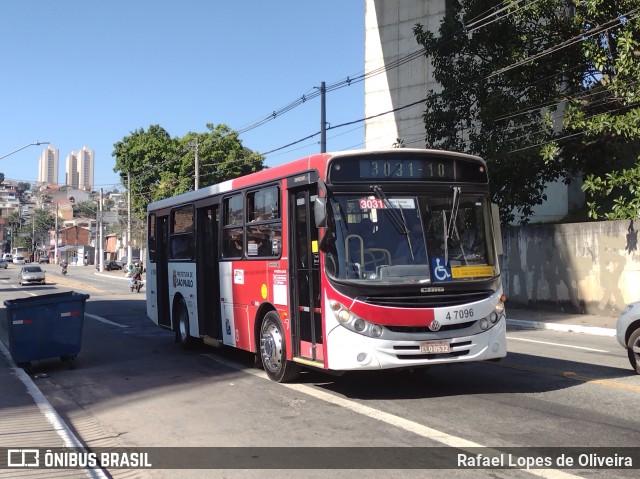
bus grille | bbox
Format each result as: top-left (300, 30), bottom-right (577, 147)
top-left (360, 290), bottom-right (493, 308)
top-left (386, 320), bottom-right (475, 334)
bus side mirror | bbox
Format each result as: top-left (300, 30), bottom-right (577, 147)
top-left (491, 203), bottom-right (503, 255)
top-left (314, 197), bottom-right (327, 228)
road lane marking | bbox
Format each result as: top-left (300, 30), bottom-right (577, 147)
top-left (492, 362), bottom-right (640, 392)
top-left (203, 353), bottom-right (581, 479)
top-left (85, 313), bottom-right (129, 328)
top-left (507, 336), bottom-right (609, 353)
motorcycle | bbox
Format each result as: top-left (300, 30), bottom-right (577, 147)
top-left (130, 275), bottom-right (143, 293)
top-left (61, 263), bottom-right (68, 275)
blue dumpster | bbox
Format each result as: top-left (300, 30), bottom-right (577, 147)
top-left (4, 291), bottom-right (90, 367)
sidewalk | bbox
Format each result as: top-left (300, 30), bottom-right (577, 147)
top-left (0, 304), bottom-right (618, 477)
top-left (506, 307), bottom-right (617, 337)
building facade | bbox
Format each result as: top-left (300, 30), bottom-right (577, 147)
top-left (38, 145), bottom-right (59, 185)
top-left (65, 146), bottom-right (94, 191)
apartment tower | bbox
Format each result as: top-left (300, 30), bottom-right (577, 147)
top-left (38, 145), bottom-right (59, 185)
top-left (65, 146), bottom-right (94, 191)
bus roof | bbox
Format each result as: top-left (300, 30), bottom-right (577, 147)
top-left (146, 148), bottom-right (486, 212)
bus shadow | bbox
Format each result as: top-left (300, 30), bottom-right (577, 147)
top-left (308, 353), bottom-right (636, 400)
top-left (1, 298), bottom-right (635, 405)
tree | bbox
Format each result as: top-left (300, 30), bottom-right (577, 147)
top-left (73, 200), bottom-right (98, 218)
top-left (414, 0), bottom-right (584, 224)
top-left (32, 208), bottom-right (56, 253)
top-left (113, 125), bottom-right (180, 216)
top-left (17, 182), bottom-right (31, 194)
top-left (413, 0), bottom-right (640, 223)
top-left (113, 123), bottom-right (264, 217)
top-left (569, 0), bottom-right (640, 219)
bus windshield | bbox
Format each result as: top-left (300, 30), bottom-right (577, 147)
top-left (322, 192), bottom-right (498, 284)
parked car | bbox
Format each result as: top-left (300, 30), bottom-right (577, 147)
top-left (97, 260), bottom-right (123, 271)
top-left (0, 258), bottom-right (7, 269)
top-left (616, 301), bottom-right (640, 374)
top-left (13, 255), bottom-right (26, 265)
top-left (38, 256), bottom-right (50, 263)
top-left (18, 265), bottom-right (46, 286)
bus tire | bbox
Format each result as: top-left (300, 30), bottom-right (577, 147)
top-left (259, 311), bottom-right (300, 383)
top-left (175, 298), bottom-right (194, 349)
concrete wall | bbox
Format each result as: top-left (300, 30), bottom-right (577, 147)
top-left (502, 220), bottom-right (640, 316)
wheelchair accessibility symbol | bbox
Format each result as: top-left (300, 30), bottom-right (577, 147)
top-left (430, 257), bottom-right (452, 282)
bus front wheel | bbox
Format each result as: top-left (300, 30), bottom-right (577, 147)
top-left (259, 312), bottom-right (300, 383)
top-left (175, 298), bottom-right (194, 349)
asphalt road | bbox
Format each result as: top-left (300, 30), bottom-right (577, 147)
top-left (1, 263), bottom-right (639, 479)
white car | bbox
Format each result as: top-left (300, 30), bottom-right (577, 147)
top-left (13, 255), bottom-right (26, 265)
top-left (616, 302), bottom-right (640, 374)
top-left (18, 265), bottom-right (46, 286)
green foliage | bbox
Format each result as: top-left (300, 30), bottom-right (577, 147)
top-left (112, 123), bottom-right (264, 217)
top-left (73, 200), bottom-right (97, 218)
top-left (567, 0), bottom-right (640, 219)
top-left (17, 182), bottom-right (31, 194)
top-left (414, 0), bottom-right (582, 224)
top-left (414, 0), bottom-right (640, 223)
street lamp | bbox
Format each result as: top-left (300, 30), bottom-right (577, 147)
top-left (0, 141), bottom-right (50, 160)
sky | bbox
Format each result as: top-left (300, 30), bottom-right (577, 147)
top-left (0, 1), bottom-right (365, 191)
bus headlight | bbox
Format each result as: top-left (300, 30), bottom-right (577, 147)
top-left (479, 318), bottom-right (489, 330)
top-left (329, 300), bottom-right (385, 338)
top-left (371, 324), bottom-right (383, 338)
top-left (489, 311), bottom-right (499, 324)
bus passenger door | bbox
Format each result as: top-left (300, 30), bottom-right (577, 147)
top-left (289, 187), bottom-right (323, 364)
top-left (196, 205), bottom-right (221, 339)
top-left (156, 215), bottom-right (171, 328)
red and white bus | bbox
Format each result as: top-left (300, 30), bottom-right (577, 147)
top-left (146, 149), bottom-right (507, 382)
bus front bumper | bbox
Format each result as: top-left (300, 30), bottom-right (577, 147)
top-left (325, 319), bottom-right (507, 371)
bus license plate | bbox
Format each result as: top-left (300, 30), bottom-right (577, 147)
top-left (420, 341), bottom-right (450, 354)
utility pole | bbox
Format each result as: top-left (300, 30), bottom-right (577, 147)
top-left (99, 188), bottom-right (104, 272)
top-left (320, 81), bottom-right (326, 153)
top-left (188, 139), bottom-right (200, 190)
top-left (127, 172), bottom-right (132, 268)
top-left (54, 203), bottom-right (58, 265)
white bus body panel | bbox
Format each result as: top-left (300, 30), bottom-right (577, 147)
top-left (219, 261), bottom-right (236, 346)
top-left (146, 261), bottom-right (158, 324)
top-left (168, 262), bottom-right (199, 337)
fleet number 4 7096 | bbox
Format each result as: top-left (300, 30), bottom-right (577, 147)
top-left (446, 308), bottom-right (474, 321)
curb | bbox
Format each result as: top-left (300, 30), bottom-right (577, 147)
top-left (507, 319), bottom-right (616, 337)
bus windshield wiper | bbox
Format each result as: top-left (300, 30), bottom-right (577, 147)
top-left (371, 185), bottom-right (415, 258)
top-left (447, 187), bottom-right (461, 240)
top-left (444, 186), bottom-right (461, 265)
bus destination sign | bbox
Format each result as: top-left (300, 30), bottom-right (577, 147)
top-left (329, 153), bottom-right (488, 184)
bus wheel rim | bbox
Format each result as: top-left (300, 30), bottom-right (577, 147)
top-left (261, 321), bottom-right (283, 373)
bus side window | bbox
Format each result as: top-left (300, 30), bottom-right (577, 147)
top-left (246, 186), bottom-right (281, 258)
top-left (170, 234), bottom-right (192, 259)
top-left (222, 227), bottom-right (243, 258)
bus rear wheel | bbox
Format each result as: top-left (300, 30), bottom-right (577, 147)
top-left (259, 311), bottom-right (300, 383)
